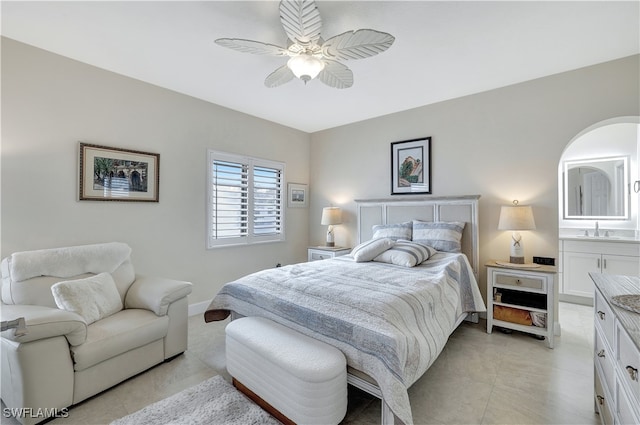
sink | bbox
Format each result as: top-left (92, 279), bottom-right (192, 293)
top-left (573, 235), bottom-right (637, 241)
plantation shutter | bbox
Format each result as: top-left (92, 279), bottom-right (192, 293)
top-left (211, 159), bottom-right (248, 240)
top-left (208, 150), bottom-right (285, 248)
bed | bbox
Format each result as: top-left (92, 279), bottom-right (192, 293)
top-left (204, 195), bottom-right (486, 425)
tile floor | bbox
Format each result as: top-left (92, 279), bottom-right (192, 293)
top-left (2, 302), bottom-right (598, 425)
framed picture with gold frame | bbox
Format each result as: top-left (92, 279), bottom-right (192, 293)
top-left (79, 143), bottom-right (160, 202)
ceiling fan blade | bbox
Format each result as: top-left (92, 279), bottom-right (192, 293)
top-left (322, 29), bottom-right (395, 61)
top-left (215, 38), bottom-right (289, 56)
top-left (318, 60), bottom-right (353, 89)
top-left (279, 0), bottom-right (322, 46)
top-left (264, 65), bottom-right (295, 88)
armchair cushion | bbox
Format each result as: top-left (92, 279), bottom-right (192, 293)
top-left (0, 304), bottom-right (87, 346)
top-left (71, 309), bottom-right (168, 371)
top-left (125, 275), bottom-right (192, 316)
top-left (52, 272), bottom-right (123, 325)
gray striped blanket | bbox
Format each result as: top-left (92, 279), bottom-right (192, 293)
top-left (207, 252), bottom-right (485, 425)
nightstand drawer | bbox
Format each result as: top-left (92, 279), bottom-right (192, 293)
top-left (494, 273), bottom-right (544, 291)
top-left (307, 247), bottom-right (351, 262)
top-left (310, 252), bottom-right (333, 261)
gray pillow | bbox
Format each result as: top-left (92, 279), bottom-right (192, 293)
top-left (412, 220), bottom-right (465, 253)
top-left (372, 221), bottom-right (412, 241)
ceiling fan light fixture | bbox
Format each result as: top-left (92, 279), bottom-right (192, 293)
top-left (287, 53), bottom-right (325, 83)
top-left (216, 0), bottom-right (394, 88)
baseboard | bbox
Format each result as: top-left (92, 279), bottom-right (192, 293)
top-left (188, 300), bottom-right (210, 317)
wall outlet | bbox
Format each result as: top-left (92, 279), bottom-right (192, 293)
top-left (533, 256), bottom-right (555, 266)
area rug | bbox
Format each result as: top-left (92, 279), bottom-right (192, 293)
top-left (110, 375), bottom-right (281, 425)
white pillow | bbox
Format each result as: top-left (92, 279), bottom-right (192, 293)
top-left (351, 238), bottom-right (395, 262)
top-left (51, 272), bottom-right (123, 325)
top-left (373, 240), bottom-right (436, 267)
top-left (372, 221), bottom-right (412, 241)
top-left (412, 220), bottom-right (465, 253)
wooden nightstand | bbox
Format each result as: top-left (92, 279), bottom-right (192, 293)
top-left (307, 246), bottom-right (351, 262)
top-left (486, 260), bottom-right (557, 348)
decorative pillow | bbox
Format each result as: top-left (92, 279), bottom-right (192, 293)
top-left (51, 272), bottom-right (123, 325)
top-left (351, 238), bottom-right (395, 262)
top-left (412, 220), bottom-right (465, 253)
top-left (372, 221), bottom-right (412, 241)
top-left (373, 240), bottom-right (436, 267)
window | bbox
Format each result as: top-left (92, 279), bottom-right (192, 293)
top-left (207, 150), bottom-right (285, 248)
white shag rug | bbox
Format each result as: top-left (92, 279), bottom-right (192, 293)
top-left (110, 375), bottom-right (281, 425)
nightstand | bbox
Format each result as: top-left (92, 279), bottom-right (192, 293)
top-left (486, 260), bottom-right (557, 348)
top-left (308, 246), bottom-right (351, 262)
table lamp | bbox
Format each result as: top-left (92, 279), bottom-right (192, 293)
top-left (321, 207), bottom-right (342, 247)
top-left (497, 200), bottom-right (538, 267)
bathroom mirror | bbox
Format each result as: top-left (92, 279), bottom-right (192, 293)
top-left (563, 156), bottom-right (629, 219)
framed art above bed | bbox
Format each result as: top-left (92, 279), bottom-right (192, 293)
top-left (390, 137), bottom-right (431, 195)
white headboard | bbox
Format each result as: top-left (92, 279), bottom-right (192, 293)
top-left (355, 195), bottom-right (481, 278)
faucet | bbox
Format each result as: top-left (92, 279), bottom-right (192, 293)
top-left (594, 221), bottom-right (600, 237)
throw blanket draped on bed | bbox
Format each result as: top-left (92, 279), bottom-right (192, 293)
top-left (206, 253), bottom-right (485, 425)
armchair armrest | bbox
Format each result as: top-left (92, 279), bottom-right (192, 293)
top-left (0, 304), bottom-right (87, 346)
top-left (125, 275), bottom-right (192, 316)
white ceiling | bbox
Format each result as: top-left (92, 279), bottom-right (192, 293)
top-left (2, 1), bottom-right (639, 133)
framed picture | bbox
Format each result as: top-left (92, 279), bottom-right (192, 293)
top-left (391, 137), bottom-right (431, 195)
top-left (287, 183), bottom-right (308, 208)
top-left (79, 143), bottom-right (160, 202)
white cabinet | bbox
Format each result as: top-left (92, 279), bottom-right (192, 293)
top-left (560, 240), bottom-right (640, 302)
top-left (486, 261), bottom-right (557, 348)
top-left (592, 274), bottom-right (640, 425)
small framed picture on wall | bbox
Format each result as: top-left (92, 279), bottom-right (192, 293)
top-left (288, 183), bottom-right (308, 208)
top-left (391, 137), bottom-right (431, 195)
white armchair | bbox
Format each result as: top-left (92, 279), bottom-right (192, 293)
top-left (0, 243), bottom-right (192, 425)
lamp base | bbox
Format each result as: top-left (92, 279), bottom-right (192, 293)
top-left (510, 256), bottom-right (524, 264)
top-left (325, 242), bottom-right (335, 247)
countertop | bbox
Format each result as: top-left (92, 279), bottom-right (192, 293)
top-left (560, 235), bottom-right (640, 243)
top-left (560, 228), bottom-right (640, 243)
top-left (590, 273), bottom-right (640, 351)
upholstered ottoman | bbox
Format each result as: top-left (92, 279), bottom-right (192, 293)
top-left (225, 316), bottom-right (347, 425)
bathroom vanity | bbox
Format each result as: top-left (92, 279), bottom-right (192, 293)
top-left (559, 232), bottom-right (640, 305)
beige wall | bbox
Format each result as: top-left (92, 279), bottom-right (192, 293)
top-left (1, 38), bottom-right (311, 307)
top-left (309, 55), bottom-right (640, 300)
top-left (3, 36), bottom-right (639, 309)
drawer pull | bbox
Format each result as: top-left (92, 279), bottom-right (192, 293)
top-left (596, 395), bottom-right (604, 406)
top-left (597, 311), bottom-right (605, 320)
top-left (627, 366), bottom-right (638, 382)
top-left (515, 279), bottom-right (521, 285)
top-left (597, 349), bottom-right (605, 358)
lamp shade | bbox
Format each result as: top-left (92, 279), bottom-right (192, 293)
top-left (498, 205), bottom-right (536, 231)
top-left (321, 207), bottom-right (342, 225)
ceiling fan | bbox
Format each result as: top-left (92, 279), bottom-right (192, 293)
top-left (215, 0), bottom-right (395, 89)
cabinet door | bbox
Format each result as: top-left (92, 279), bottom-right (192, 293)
top-left (563, 251), bottom-right (600, 298)
top-left (602, 254), bottom-right (640, 276)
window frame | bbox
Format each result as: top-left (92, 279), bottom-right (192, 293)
top-left (207, 150), bottom-right (286, 248)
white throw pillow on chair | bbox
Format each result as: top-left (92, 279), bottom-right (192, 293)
top-left (51, 272), bottom-right (123, 325)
